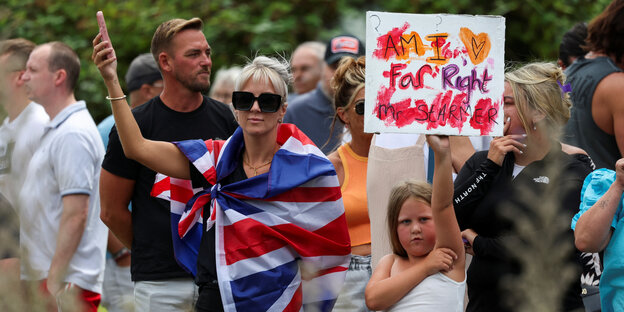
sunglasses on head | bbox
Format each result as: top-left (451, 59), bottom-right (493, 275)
top-left (353, 100), bottom-right (364, 115)
top-left (232, 91), bottom-right (282, 113)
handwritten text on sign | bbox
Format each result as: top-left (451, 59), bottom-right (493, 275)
top-left (365, 12), bottom-right (506, 136)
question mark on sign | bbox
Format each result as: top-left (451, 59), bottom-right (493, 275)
top-left (435, 15), bottom-right (442, 32)
top-left (370, 14), bottom-right (381, 35)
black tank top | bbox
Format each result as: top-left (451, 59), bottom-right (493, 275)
top-left (562, 57), bottom-right (623, 169)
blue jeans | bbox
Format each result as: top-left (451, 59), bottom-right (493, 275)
top-left (332, 254), bottom-right (372, 312)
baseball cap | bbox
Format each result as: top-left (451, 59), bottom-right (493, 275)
top-left (125, 53), bottom-right (162, 93)
top-left (324, 35), bottom-right (364, 65)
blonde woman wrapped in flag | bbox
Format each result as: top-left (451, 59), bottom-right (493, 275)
top-left (92, 29), bottom-right (350, 311)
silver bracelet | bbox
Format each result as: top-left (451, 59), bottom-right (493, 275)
top-left (106, 94), bottom-right (127, 101)
top-left (112, 247), bottom-right (130, 260)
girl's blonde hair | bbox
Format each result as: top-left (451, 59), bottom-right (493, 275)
top-left (386, 180), bottom-right (432, 258)
top-left (505, 62), bottom-right (571, 139)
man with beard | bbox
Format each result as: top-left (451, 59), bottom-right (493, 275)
top-left (99, 18), bottom-right (238, 310)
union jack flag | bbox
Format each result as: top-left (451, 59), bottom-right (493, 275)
top-left (151, 124), bottom-right (351, 311)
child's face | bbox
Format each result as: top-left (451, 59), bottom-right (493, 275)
top-left (397, 197), bottom-right (436, 258)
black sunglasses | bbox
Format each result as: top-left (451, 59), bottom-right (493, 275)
top-left (232, 91), bottom-right (282, 113)
top-left (353, 100), bottom-right (364, 115)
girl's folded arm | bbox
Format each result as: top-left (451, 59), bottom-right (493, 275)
top-left (365, 254), bottom-right (430, 311)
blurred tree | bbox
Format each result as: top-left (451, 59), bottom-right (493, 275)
top-left (0, 0), bottom-right (612, 122)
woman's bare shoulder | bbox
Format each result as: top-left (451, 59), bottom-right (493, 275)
top-left (327, 150), bottom-right (341, 166)
top-left (327, 150), bottom-right (344, 182)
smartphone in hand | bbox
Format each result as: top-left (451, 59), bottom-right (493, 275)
top-left (96, 11), bottom-right (114, 59)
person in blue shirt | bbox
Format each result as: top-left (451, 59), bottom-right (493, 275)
top-left (573, 158), bottom-right (624, 312)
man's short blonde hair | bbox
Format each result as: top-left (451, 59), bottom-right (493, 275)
top-left (0, 38), bottom-right (36, 72)
top-left (150, 18), bottom-right (203, 69)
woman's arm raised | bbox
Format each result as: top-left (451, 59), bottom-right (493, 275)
top-left (92, 32), bottom-right (189, 179)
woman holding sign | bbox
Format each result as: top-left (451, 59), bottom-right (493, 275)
top-left (326, 56), bottom-right (375, 312)
top-left (453, 62), bottom-right (592, 311)
top-left (92, 17), bottom-right (351, 312)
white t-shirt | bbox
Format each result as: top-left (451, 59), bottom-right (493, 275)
top-left (512, 163), bottom-right (526, 179)
top-left (0, 102), bottom-right (48, 209)
top-left (19, 101), bottom-right (107, 294)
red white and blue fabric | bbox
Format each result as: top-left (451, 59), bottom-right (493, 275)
top-left (151, 124), bottom-right (351, 311)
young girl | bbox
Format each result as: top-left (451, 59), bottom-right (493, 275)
top-left (365, 135), bottom-right (466, 311)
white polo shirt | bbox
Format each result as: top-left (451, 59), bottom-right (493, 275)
top-left (0, 102), bottom-right (48, 209)
top-left (19, 101), bottom-right (107, 294)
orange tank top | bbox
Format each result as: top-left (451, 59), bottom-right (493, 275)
top-left (337, 144), bottom-right (371, 247)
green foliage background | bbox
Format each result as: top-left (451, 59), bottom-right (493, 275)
top-left (0, 0), bottom-right (611, 123)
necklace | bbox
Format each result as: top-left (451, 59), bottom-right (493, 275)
top-left (243, 157), bottom-right (272, 176)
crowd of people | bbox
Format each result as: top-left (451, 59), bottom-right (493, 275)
top-left (0, 0), bottom-right (623, 311)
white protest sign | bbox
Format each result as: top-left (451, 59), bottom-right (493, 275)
top-left (365, 12), bottom-right (506, 136)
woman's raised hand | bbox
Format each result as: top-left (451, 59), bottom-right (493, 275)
top-left (91, 32), bottom-right (118, 83)
top-left (487, 117), bottom-right (526, 166)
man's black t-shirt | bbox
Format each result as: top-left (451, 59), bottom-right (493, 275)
top-left (102, 95), bottom-right (238, 281)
